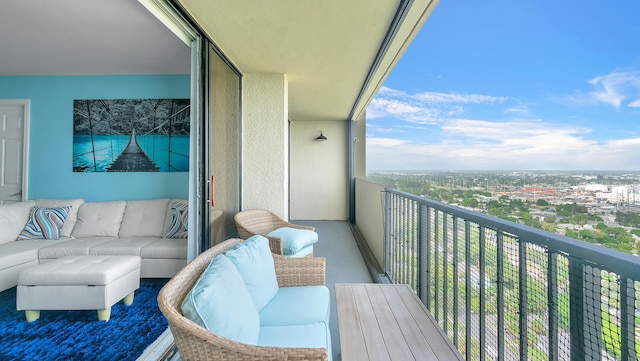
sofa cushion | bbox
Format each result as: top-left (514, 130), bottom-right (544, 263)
top-left (35, 199), bottom-right (84, 238)
top-left (0, 243), bottom-right (40, 270)
top-left (259, 286), bottom-right (330, 327)
top-left (119, 199), bottom-right (169, 237)
top-left (224, 235), bottom-right (279, 311)
top-left (140, 238), bottom-right (187, 259)
top-left (258, 323), bottom-right (331, 351)
top-left (89, 237), bottom-right (157, 256)
top-left (266, 227), bottom-right (318, 256)
top-left (181, 254), bottom-right (259, 345)
top-left (72, 201), bottom-right (126, 237)
top-left (0, 201), bottom-right (35, 244)
top-left (163, 201), bottom-right (188, 238)
top-left (17, 206), bottom-right (70, 240)
top-left (37, 237), bottom-right (115, 259)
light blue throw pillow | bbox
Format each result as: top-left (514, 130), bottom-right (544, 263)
top-left (181, 254), bottom-right (259, 345)
top-left (266, 227), bottom-right (318, 256)
top-left (224, 235), bottom-right (279, 310)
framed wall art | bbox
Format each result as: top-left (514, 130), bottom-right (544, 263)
top-left (72, 98), bottom-right (190, 172)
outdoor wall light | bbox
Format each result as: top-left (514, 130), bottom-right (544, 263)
top-left (316, 131), bottom-right (328, 141)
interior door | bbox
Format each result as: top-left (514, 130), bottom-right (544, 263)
top-left (0, 100), bottom-right (29, 204)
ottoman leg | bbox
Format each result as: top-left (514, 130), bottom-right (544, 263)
top-left (25, 310), bottom-right (40, 322)
top-left (97, 307), bottom-right (111, 322)
top-left (123, 291), bottom-right (135, 306)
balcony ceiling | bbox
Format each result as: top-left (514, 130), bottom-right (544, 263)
top-left (178, 0), bottom-right (438, 122)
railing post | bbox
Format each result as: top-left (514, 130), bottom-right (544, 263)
top-left (465, 220), bottom-right (472, 359)
top-left (496, 231), bottom-right (505, 360)
top-left (519, 240), bottom-right (528, 360)
top-left (620, 277), bottom-right (637, 360)
top-left (417, 202), bottom-right (424, 300)
top-left (434, 210), bottom-right (440, 322)
top-left (479, 226), bottom-right (486, 361)
top-left (383, 190), bottom-right (393, 281)
top-left (453, 215), bottom-right (459, 347)
top-left (411, 200), bottom-right (418, 291)
top-left (398, 194), bottom-right (404, 284)
top-left (569, 258), bottom-right (585, 361)
top-left (424, 205), bottom-right (432, 310)
top-left (443, 212), bottom-right (449, 335)
top-left (547, 250), bottom-right (559, 361)
top-left (583, 265), bottom-right (602, 361)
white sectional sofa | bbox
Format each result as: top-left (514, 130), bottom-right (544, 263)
top-left (0, 198), bottom-right (188, 292)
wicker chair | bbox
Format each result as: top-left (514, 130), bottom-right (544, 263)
top-left (157, 238), bottom-right (329, 361)
top-left (234, 209), bottom-right (316, 255)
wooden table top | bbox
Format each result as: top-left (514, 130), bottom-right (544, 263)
top-left (335, 283), bottom-right (465, 361)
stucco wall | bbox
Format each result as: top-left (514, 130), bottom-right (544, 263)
top-left (290, 120), bottom-right (348, 220)
top-left (355, 177), bottom-right (385, 268)
top-left (241, 73), bottom-right (289, 219)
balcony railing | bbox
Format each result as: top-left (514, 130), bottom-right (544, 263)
top-left (382, 188), bottom-right (640, 361)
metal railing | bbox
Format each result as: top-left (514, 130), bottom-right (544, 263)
top-left (382, 188), bottom-right (640, 361)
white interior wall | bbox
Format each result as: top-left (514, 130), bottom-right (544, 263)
top-left (241, 73), bottom-right (289, 219)
top-left (290, 120), bottom-right (348, 220)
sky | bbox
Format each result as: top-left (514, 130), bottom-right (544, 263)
top-left (366, 0), bottom-right (640, 172)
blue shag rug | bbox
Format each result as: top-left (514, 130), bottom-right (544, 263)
top-left (0, 281), bottom-right (168, 361)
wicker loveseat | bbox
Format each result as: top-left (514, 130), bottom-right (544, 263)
top-left (157, 237), bottom-right (330, 361)
top-left (234, 209), bottom-right (317, 257)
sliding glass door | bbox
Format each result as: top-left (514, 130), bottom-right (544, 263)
top-left (205, 46), bottom-right (242, 248)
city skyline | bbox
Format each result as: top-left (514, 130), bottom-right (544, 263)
top-left (367, 0), bottom-right (640, 171)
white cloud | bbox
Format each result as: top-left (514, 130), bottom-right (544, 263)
top-left (628, 98), bottom-right (640, 107)
top-left (414, 92), bottom-right (506, 104)
top-left (367, 118), bottom-right (640, 171)
top-left (366, 85), bottom-right (640, 171)
top-left (368, 86), bottom-right (506, 124)
top-left (586, 71), bottom-right (640, 109)
top-left (504, 105), bottom-right (531, 115)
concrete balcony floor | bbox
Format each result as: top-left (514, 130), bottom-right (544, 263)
top-left (298, 220), bottom-right (375, 361)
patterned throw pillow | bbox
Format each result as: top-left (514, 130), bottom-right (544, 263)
top-left (163, 202), bottom-right (188, 238)
top-left (18, 206), bottom-right (71, 240)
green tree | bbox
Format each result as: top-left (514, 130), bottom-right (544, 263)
top-left (536, 199), bottom-right (549, 206)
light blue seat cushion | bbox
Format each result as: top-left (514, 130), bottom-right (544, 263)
top-left (224, 235), bottom-right (279, 310)
top-left (181, 254), bottom-right (259, 345)
top-left (266, 227), bottom-right (318, 256)
top-left (258, 323), bottom-right (332, 361)
top-left (287, 244), bottom-right (314, 258)
top-left (259, 286), bottom-right (330, 326)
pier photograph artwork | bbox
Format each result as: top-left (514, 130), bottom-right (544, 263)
top-left (72, 98), bottom-right (190, 172)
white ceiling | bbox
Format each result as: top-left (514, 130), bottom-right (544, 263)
top-left (0, 0), bottom-right (190, 76)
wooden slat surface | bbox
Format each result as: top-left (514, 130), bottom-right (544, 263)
top-left (335, 283), bottom-right (465, 361)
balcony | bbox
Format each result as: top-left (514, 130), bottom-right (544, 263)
top-left (354, 178), bottom-right (640, 360)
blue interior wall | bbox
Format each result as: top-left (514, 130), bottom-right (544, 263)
top-left (0, 75), bottom-right (190, 201)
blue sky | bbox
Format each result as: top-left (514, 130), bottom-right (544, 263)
top-left (366, 0), bottom-right (640, 171)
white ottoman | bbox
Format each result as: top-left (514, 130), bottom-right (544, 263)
top-left (17, 255), bottom-right (141, 322)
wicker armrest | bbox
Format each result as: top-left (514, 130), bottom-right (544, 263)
top-left (284, 223), bottom-right (315, 231)
top-left (265, 235), bottom-right (284, 255)
top-left (273, 253), bottom-right (326, 287)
